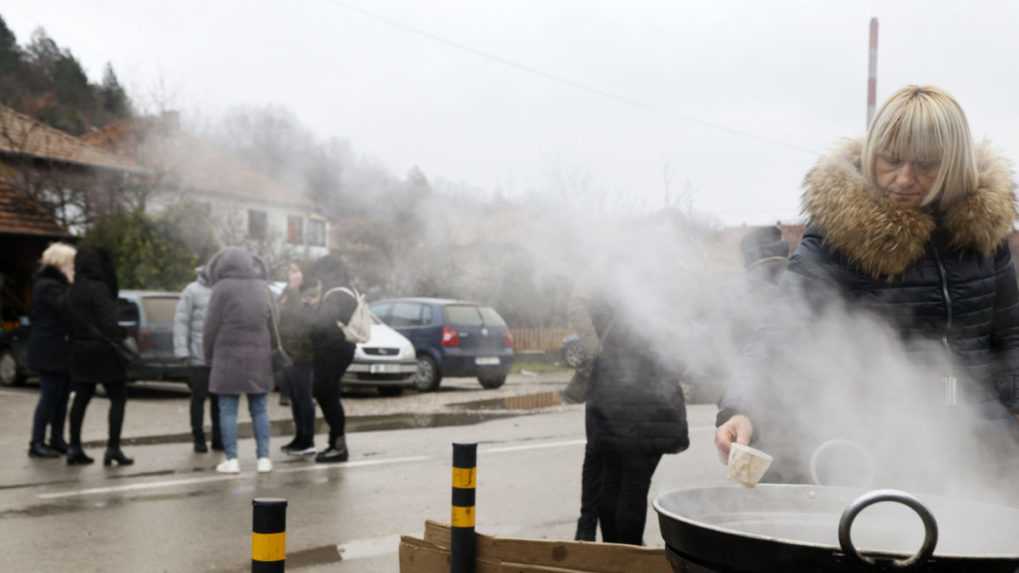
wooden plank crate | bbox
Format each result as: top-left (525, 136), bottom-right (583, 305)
top-left (399, 521), bottom-right (674, 573)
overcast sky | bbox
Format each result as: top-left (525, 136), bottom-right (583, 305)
top-left (5, 1), bottom-right (1018, 224)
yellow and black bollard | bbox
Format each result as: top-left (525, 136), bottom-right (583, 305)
top-left (252, 498), bottom-right (287, 572)
top-left (451, 443), bottom-right (477, 573)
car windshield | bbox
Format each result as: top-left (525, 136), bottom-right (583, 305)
top-left (444, 305), bottom-right (483, 327)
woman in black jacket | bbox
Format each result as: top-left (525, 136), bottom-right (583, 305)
top-left (585, 289), bottom-right (689, 545)
top-left (66, 246), bottom-right (133, 466)
top-left (310, 286), bottom-right (359, 463)
top-left (26, 243), bottom-right (77, 458)
top-left (716, 86), bottom-right (1019, 476)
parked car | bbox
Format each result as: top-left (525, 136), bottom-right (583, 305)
top-left (341, 313), bottom-right (418, 396)
top-left (117, 290), bottom-right (190, 382)
top-left (369, 298), bottom-right (514, 391)
top-left (0, 320), bottom-right (30, 386)
top-left (0, 290), bottom-right (189, 385)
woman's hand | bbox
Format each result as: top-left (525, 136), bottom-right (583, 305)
top-left (714, 414), bottom-right (753, 464)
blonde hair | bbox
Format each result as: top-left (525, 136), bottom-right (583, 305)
top-left (40, 242), bottom-right (76, 270)
top-left (862, 85), bottom-right (978, 209)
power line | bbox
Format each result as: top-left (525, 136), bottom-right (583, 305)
top-left (321, 0), bottom-right (822, 156)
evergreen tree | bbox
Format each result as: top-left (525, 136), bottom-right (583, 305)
top-left (99, 62), bottom-right (130, 117)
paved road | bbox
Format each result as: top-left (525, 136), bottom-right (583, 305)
top-left (0, 393), bottom-right (727, 572)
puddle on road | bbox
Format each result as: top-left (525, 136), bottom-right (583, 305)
top-left (82, 392), bottom-right (567, 449)
top-left (449, 390), bottom-right (564, 412)
top-left (0, 488), bottom-right (210, 520)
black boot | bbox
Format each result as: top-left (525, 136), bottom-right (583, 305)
top-left (315, 436), bottom-right (349, 463)
top-left (103, 448), bottom-right (134, 467)
top-left (28, 442), bottom-right (60, 459)
top-left (192, 430), bottom-right (208, 452)
top-left (48, 440), bottom-right (68, 455)
top-left (66, 446), bottom-right (94, 465)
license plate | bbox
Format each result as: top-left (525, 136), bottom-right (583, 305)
top-left (475, 357), bottom-right (500, 366)
top-left (370, 364), bottom-right (398, 374)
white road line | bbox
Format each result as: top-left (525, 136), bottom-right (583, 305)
top-left (37, 455), bottom-right (430, 500)
top-left (34, 431), bottom-right (714, 500)
top-left (483, 439), bottom-right (586, 454)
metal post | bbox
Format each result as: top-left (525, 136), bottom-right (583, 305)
top-left (252, 498), bottom-right (287, 573)
top-left (451, 443), bottom-right (477, 573)
top-left (866, 17), bottom-right (879, 128)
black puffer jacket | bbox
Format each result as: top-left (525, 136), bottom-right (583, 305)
top-left (586, 295), bottom-right (689, 455)
top-left (68, 247), bottom-right (127, 384)
top-left (26, 266), bottom-right (72, 374)
top-left (311, 287), bottom-right (358, 383)
top-left (721, 140), bottom-right (1019, 422)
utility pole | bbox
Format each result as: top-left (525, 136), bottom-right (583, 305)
top-left (867, 17), bottom-right (879, 128)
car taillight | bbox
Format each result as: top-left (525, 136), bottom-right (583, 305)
top-left (441, 325), bottom-right (460, 348)
top-left (503, 331), bottom-right (514, 348)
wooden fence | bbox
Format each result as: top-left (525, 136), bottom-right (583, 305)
top-left (509, 327), bottom-right (572, 353)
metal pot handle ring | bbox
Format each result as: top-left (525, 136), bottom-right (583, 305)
top-left (838, 489), bottom-right (939, 570)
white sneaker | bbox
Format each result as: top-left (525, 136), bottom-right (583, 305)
top-left (216, 458), bottom-right (240, 474)
top-left (257, 457), bottom-right (273, 473)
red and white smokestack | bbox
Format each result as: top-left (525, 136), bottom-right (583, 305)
top-left (866, 17), bottom-right (879, 128)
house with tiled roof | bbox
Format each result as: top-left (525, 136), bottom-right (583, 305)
top-left (84, 114), bottom-right (330, 266)
top-left (0, 105), bottom-right (144, 322)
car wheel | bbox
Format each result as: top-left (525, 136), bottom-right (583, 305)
top-left (563, 341), bottom-right (584, 368)
top-left (0, 350), bottom-right (24, 387)
top-left (478, 374), bottom-right (507, 389)
top-left (414, 355), bottom-right (442, 392)
top-left (378, 386), bottom-right (404, 397)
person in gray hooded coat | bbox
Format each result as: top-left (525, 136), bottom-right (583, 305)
top-left (174, 265), bottom-right (222, 453)
top-left (203, 247), bottom-right (274, 474)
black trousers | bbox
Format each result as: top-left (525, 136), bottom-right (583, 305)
top-left (285, 361), bottom-right (316, 447)
top-left (313, 365), bottom-right (347, 445)
top-left (597, 450), bottom-right (662, 546)
top-left (188, 366), bottom-right (221, 445)
top-left (69, 381), bottom-right (127, 450)
top-left (576, 441), bottom-right (603, 539)
top-left (30, 371), bottom-right (71, 446)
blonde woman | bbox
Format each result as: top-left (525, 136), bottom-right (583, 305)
top-left (26, 243), bottom-right (76, 458)
top-left (716, 86), bottom-right (1019, 468)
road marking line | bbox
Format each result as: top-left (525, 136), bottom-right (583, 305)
top-left (37, 455), bottom-right (430, 499)
top-left (483, 439), bottom-right (586, 454)
top-left (34, 431), bottom-right (717, 500)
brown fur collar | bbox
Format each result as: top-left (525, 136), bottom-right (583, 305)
top-left (801, 139), bottom-right (1016, 279)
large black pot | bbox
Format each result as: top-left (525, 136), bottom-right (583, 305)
top-left (655, 485), bottom-right (1019, 572)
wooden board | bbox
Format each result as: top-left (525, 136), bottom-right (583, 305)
top-left (412, 521), bottom-right (673, 573)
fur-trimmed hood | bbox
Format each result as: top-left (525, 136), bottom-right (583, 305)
top-left (802, 139), bottom-right (1017, 278)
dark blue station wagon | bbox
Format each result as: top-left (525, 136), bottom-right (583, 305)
top-left (368, 298), bottom-right (514, 391)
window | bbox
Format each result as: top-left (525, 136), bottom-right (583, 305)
top-left (287, 215), bottom-right (304, 245)
top-left (444, 305), bottom-right (483, 327)
top-left (369, 303), bottom-right (392, 322)
top-left (479, 307), bottom-right (507, 327)
top-left (117, 299), bottom-right (140, 325)
top-left (307, 219), bottom-right (326, 247)
top-left (390, 303), bottom-right (423, 327)
top-left (421, 305), bottom-right (434, 325)
top-left (248, 209), bottom-right (268, 239)
top-left (141, 297), bottom-right (180, 322)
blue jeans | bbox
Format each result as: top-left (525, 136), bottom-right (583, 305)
top-left (217, 393), bottom-right (269, 459)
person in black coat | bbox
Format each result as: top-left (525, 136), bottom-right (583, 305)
top-left (26, 243), bottom-right (77, 458)
top-left (310, 286), bottom-right (358, 463)
top-left (584, 288), bottom-right (689, 545)
top-left (716, 86), bottom-right (1019, 483)
top-left (66, 246), bottom-right (133, 466)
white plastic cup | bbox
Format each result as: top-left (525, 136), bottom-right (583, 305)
top-left (727, 443), bottom-right (774, 487)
